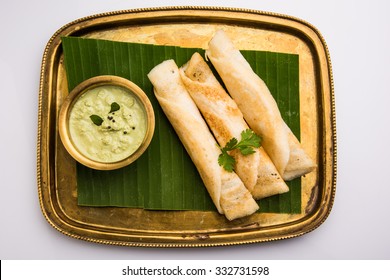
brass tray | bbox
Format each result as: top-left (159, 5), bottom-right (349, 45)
top-left (37, 6), bottom-right (336, 247)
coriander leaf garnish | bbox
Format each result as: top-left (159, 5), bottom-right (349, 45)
top-left (90, 114), bottom-right (104, 126)
top-left (109, 102), bottom-right (120, 113)
top-left (235, 129), bottom-right (262, 155)
top-left (224, 137), bottom-right (238, 151)
top-left (218, 129), bottom-right (262, 172)
top-left (218, 149), bottom-right (236, 172)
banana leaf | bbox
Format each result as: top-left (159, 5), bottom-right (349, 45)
top-left (61, 36), bottom-right (301, 213)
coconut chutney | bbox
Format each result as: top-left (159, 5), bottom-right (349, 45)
top-left (69, 85), bottom-right (147, 163)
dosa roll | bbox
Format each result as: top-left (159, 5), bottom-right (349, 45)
top-left (206, 30), bottom-right (315, 181)
top-left (147, 59), bottom-right (259, 220)
top-left (179, 52), bottom-right (289, 199)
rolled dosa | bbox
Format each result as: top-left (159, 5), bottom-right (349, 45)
top-left (206, 30), bottom-right (315, 180)
top-left (180, 52), bottom-right (289, 199)
top-left (147, 59), bottom-right (259, 220)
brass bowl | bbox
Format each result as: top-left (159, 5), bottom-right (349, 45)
top-left (58, 75), bottom-right (155, 170)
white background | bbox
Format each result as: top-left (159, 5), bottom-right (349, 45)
top-left (1, 0), bottom-right (389, 260)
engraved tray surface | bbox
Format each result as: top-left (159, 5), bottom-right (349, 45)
top-left (37, 7), bottom-right (336, 247)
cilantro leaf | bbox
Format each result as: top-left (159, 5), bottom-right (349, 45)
top-left (223, 137), bottom-right (238, 151)
top-left (238, 146), bottom-right (256, 155)
top-left (217, 129), bottom-right (262, 171)
top-left (218, 150), bottom-right (236, 172)
top-left (237, 129), bottom-right (262, 149)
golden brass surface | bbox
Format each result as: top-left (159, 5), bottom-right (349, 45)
top-left (37, 6), bottom-right (336, 247)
